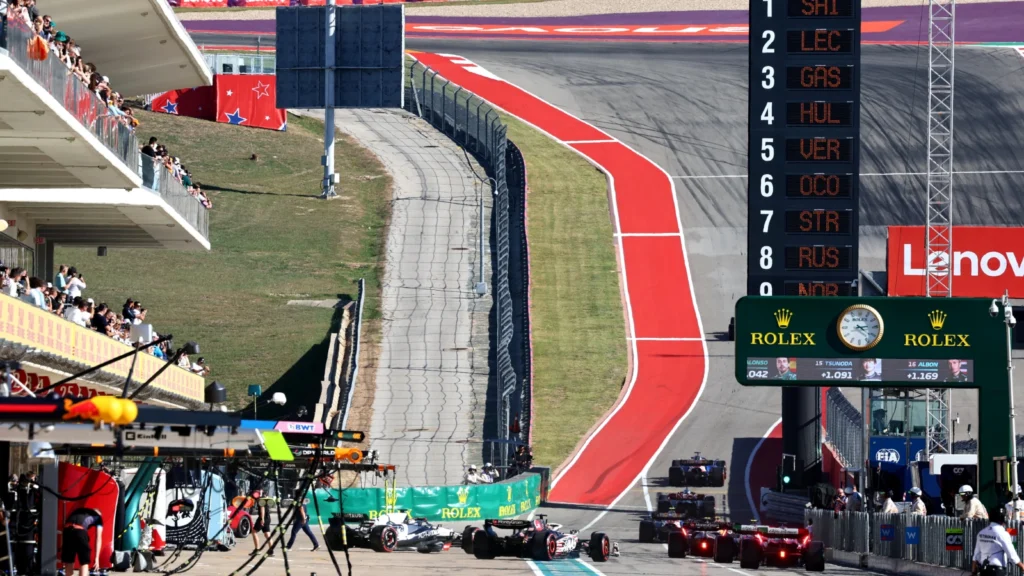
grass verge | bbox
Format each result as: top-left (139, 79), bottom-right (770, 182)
top-left (56, 110), bottom-right (390, 410)
top-left (501, 114), bottom-right (627, 469)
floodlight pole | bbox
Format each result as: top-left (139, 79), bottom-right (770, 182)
top-left (1003, 291), bottom-right (1019, 499)
top-left (321, 0), bottom-right (338, 199)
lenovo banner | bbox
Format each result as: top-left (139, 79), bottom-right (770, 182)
top-left (888, 226), bottom-right (1024, 297)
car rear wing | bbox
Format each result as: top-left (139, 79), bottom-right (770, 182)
top-left (733, 524), bottom-right (808, 537)
top-left (685, 521), bottom-right (728, 532)
top-left (340, 513), bottom-right (369, 522)
top-left (651, 511), bottom-right (683, 520)
top-left (485, 519), bottom-right (533, 530)
top-left (672, 460), bottom-right (710, 466)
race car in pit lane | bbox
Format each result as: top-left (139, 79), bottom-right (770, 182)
top-left (730, 524), bottom-right (825, 571)
top-left (668, 452), bottom-right (727, 487)
top-left (655, 489), bottom-right (716, 517)
top-left (462, 515), bottom-right (618, 562)
top-left (664, 520), bottom-right (732, 558)
top-left (326, 511), bottom-right (459, 553)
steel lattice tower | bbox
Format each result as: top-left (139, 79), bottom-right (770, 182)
top-left (924, 0), bottom-right (956, 459)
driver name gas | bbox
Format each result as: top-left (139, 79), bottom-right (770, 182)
top-left (749, 332), bottom-right (816, 345)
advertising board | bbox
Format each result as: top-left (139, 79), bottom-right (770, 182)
top-left (888, 226), bottom-right (1024, 298)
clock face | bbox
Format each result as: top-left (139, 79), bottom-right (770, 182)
top-left (838, 305), bottom-right (884, 351)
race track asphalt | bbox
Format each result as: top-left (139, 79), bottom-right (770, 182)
top-left (397, 38), bottom-right (1024, 551)
top-left (185, 30), bottom-right (1024, 572)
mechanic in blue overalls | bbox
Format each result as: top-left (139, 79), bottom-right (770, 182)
top-left (972, 507), bottom-right (1024, 576)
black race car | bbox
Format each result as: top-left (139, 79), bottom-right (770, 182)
top-left (666, 521), bottom-right (733, 559)
top-left (655, 490), bottom-right (716, 518)
top-left (731, 524), bottom-right (825, 571)
top-left (638, 511), bottom-right (684, 543)
top-left (462, 515), bottom-right (618, 562)
top-left (325, 511), bottom-right (460, 553)
top-left (668, 452), bottom-right (727, 487)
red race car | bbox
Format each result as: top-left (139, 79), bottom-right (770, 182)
top-left (733, 524), bottom-right (825, 571)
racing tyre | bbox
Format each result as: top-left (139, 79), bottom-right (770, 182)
top-left (369, 525), bottom-right (399, 553)
top-left (472, 529), bottom-right (496, 560)
top-left (701, 496), bottom-right (716, 519)
top-left (638, 520), bottom-right (656, 543)
top-left (804, 541), bottom-right (825, 572)
top-left (709, 467), bottom-right (725, 487)
top-left (713, 535), bottom-right (735, 563)
top-left (667, 531), bottom-right (688, 559)
top-left (657, 497), bottom-right (671, 513)
top-left (669, 467), bottom-right (684, 486)
top-left (739, 538), bottom-right (761, 569)
top-left (325, 525), bottom-right (344, 551)
top-left (461, 526), bottom-right (477, 554)
top-left (589, 532), bottom-right (611, 562)
top-left (234, 515), bottom-right (252, 539)
top-left (531, 530), bottom-right (557, 562)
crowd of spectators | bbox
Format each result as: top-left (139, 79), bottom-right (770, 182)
top-left (0, 263), bottom-right (210, 375)
top-left (2, 0), bottom-right (139, 133)
top-left (142, 137), bottom-right (212, 209)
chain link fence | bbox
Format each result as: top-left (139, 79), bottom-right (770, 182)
top-left (404, 56), bottom-right (532, 472)
top-left (808, 509), bottom-right (1024, 573)
top-left (826, 388), bottom-right (863, 469)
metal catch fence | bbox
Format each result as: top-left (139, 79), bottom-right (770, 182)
top-left (808, 509), bottom-right (1024, 573)
top-left (404, 56), bottom-right (531, 472)
top-left (825, 388), bottom-right (863, 470)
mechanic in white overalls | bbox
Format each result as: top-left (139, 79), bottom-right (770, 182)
top-left (1004, 485), bottom-right (1024, 522)
top-left (907, 487), bottom-right (927, 516)
top-left (961, 485), bottom-right (990, 521)
top-left (972, 507), bottom-right (1024, 576)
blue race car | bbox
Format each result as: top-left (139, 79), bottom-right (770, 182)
top-left (668, 452), bottom-right (727, 487)
top-left (638, 510), bottom-right (684, 543)
top-left (655, 489), bottom-right (717, 518)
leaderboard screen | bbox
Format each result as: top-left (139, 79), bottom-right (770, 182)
top-left (748, 0), bottom-right (861, 298)
top-left (744, 357), bottom-right (974, 384)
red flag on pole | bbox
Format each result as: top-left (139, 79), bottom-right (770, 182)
top-left (214, 75), bottom-right (287, 131)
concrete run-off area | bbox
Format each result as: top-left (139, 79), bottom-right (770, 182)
top-left (323, 108), bottom-right (492, 486)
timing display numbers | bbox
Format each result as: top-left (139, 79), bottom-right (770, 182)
top-left (744, 357), bottom-right (974, 383)
top-left (747, 0), bottom-right (860, 298)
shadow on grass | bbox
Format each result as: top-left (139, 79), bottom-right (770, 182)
top-left (239, 294), bottom-right (354, 427)
top-left (202, 183), bottom-right (313, 199)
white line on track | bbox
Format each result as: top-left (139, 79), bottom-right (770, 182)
top-left (670, 169), bottom-right (1024, 180)
top-left (744, 418), bottom-right (782, 523)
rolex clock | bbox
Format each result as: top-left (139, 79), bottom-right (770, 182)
top-left (837, 304), bottom-right (884, 351)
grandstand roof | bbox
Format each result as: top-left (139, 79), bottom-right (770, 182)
top-left (41, 0), bottom-right (213, 96)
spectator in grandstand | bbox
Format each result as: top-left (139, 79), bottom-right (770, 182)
top-left (151, 335), bottom-right (166, 360)
top-left (122, 299), bottom-right (136, 322)
top-left (65, 268), bottom-right (85, 300)
top-left (55, 264), bottom-right (69, 293)
top-left (22, 277), bottom-right (46, 310)
top-left (91, 304), bottom-right (109, 333)
top-left (141, 137), bottom-right (158, 158)
top-left (463, 465), bottom-right (482, 485)
top-left (4, 268), bottom-right (25, 298)
top-left (69, 298), bottom-right (89, 328)
top-left (480, 463), bottom-right (498, 483)
top-left (191, 357), bottom-right (210, 377)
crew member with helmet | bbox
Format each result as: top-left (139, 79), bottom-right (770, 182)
top-left (463, 465), bottom-right (481, 485)
top-left (1005, 485), bottom-right (1024, 522)
top-left (961, 485), bottom-right (990, 520)
top-left (972, 507), bottom-right (1024, 576)
top-left (907, 487), bottom-right (927, 516)
top-left (880, 490), bottom-right (899, 514)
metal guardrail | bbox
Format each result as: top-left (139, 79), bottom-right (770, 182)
top-left (826, 388), bottom-right (863, 469)
top-left (2, 17), bottom-right (140, 176)
top-left (140, 157), bottom-right (210, 239)
top-left (808, 509), bottom-right (1024, 574)
top-left (405, 56), bottom-right (529, 472)
top-left (339, 278), bottom-right (365, 430)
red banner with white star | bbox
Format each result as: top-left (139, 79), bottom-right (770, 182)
top-left (150, 86), bottom-right (216, 121)
top-left (214, 75), bottom-right (287, 131)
